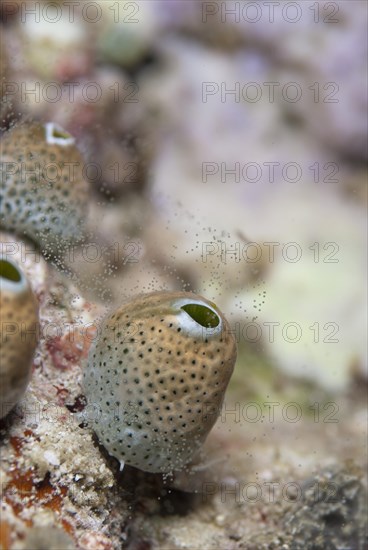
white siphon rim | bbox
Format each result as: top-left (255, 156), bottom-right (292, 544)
top-left (172, 297), bottom-right (223, 338)
top-left (44, 122), bottom-right (75, 146)
top-left (0, 256), bottom-right (28, 293)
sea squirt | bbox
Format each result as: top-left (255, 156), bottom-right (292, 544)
top-left (0, 257), bottom-right (39, 418)
top-left (83, 291), bottom-right (237, 473)
top-left (0, 122), bottom-right (89, 258)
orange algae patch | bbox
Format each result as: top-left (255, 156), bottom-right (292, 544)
top-left (62, 519), bottom-right (74, 536)
top-left (9, 436), bottom-right (24, 457)
top-left (3, 444), bottom-right (74, 542)
top-left (36, 475), bottom-right (67, 513)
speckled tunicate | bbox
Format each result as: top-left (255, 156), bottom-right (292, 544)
top-left (0, 257), bottom-right (39, 418)
top-left (0, 122), bottom-right (89, 257)
top-left (83, 291), bottom-right (237, 473)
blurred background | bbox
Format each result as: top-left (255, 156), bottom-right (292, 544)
top-left (1, 0), bottom-right (367, 400)
top-left (0, 2), bottom-right (367, 548)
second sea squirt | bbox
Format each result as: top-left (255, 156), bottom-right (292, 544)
top-left (0, 257), bottom-right (39, 419)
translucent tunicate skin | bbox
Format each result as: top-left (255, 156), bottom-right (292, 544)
top-left (83, 291), bottom-right (237, 473)
top-left (0, 258), bottom-right (39, 419)
top-left (0, 122), bottom-right (88, 257)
